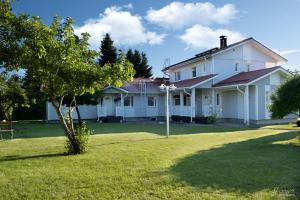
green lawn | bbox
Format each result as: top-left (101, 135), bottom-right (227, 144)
top-left (0, 122), bottom-right (299, 199)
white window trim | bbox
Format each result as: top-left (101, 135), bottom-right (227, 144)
top-left (147, 96), bottom-right (157, 107)
top-left (124, 96), bottom-right (134, 107)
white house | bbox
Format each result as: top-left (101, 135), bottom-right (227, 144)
top-left (47, 36), bottom-right (294, 125)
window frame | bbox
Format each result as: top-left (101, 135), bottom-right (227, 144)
top-left (147, 96), bottom-right (157, 107)
top-left (183, 94), bottom-right (191, 106)
top-left (175, 71), bottom-right (181, 81)
top-left (173, 95), bottom-right (180, 106)
top-left (192, 67), bottom-right (196, 78)
top-left (216, 93), bottom-right (220, 106)
top-left (124, 96), bottom-right (134, 107)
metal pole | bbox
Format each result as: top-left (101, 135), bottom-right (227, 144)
top-left (166, 86), bottom-right (169, 138)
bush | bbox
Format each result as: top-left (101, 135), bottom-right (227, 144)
top-left (65, 122), bottom-right (92, 154)
top-left (207, 115), bottom-right (217, 124)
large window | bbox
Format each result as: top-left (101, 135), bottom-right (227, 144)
top-left (192, 67), bottom-right (196, 77)
top-left (148, 96), bottom-right (157, 107)
top-left (124, 96), bottom-right (133, 107)
top-left (184, 94), bottom-right (191, 106)
top-left (175, 71), bottom-right (181, 81)
top-left (173, 95), bottom-right (180, 106)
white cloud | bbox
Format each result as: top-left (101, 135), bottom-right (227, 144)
top-left (146, 2), bottom-right (238, 30)
top-left (179, 25), bottom-right (244, 50)
top-left (273, 49), bottom-right (300, 56)
top-left (123, 3), bottom-right (134, 10)
top-left (74, 6), bottom-right (166, 49)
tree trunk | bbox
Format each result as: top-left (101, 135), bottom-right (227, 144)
top-left (51, 100), bottom-right (81, 154)
top-left (75, 105), bottom-right (82, 127)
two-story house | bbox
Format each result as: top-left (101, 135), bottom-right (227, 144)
top-left (46, 36), bottom-right (293, 125)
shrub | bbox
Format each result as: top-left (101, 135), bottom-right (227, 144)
top-left (65, 122), bottom-right (92, 154)
top-left (207, 115), bottom-right (217, 124)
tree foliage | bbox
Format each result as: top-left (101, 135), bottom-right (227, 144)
top-left (126, 49), bottom-right (152, 78)
top-left (98, 33), bottom-right (117, 67)
top-left (270, 74), bottom-right (300, 119)
top-left (0, 73), bottom-right (28, 120)
top-left (0, 2), bottom-right (134, 153)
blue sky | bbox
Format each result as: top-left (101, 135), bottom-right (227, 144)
top-left (12, 0), bottom-right (300, 77)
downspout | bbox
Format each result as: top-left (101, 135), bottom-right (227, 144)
top-left (183, 88), bottom-right (193, 123)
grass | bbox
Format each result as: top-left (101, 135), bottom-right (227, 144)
top-left (0, 122), bottom-right (299, 199)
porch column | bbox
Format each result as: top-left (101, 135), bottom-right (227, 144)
top-left (191, 88), bottom-right (196, 122)
top-left (211, 88), bottom-right (215, 113)
top-left (120, 93), bottom-right (124, 119)
top-left (244, 85), bottom-right (250, 125)
top-left (180, 91), bottom-right (184, 115)
top-left (255, 85), bottom-right (259, 120)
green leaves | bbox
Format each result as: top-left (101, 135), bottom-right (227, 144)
top-left (270, 74), bottom-right (300, 118)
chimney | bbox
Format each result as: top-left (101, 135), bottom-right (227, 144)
top-left (219, 35), bottom-right (227, 49)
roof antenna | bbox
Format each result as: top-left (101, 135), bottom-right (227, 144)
top-left (163, 58), bottom-right (170, 78)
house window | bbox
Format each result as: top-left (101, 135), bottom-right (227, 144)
top-left (192, 67), bottom-right (196, 77)
top-left (203, 64), bottom-right (206, 73)
top-left (124, 96), bottom-right (133, 107)
top-left (184, 95), bottom-right (191, 106)
top-left (216, 93), bottom-right (220, 105)
top-left (148, 96), bottom-right (157, 107)
top-left (235, 63), bottom-right (239, 71)
top-left (173, 95), bottom-right (180, 106)
top-left (175, 71), bottom-right (181, 81)
top-left (247, 64), bottom-right (250, 72)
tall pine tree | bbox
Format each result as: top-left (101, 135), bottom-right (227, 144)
top-left (98, 33), bottom-right (117, 67)
top-left (126, 49), bottom-right (152, 78)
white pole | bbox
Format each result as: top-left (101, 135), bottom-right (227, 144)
top-left (166, 86), bottom-right (169, 138)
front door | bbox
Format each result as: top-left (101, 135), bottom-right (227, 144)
top-left (103, 96), bottom-right (114, 116)
top-left (202, 90), bottom-right (211, 117)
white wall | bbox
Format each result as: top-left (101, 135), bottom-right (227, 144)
top-left (47, 102), bottom-right (97, 121)
top-left (169, 58), bottom-right (212, 82)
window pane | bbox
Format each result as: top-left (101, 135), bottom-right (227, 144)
top-left (184, 95), bottom-right (191, 106)
top-left (124, 96), bottom-right (133, 106)
top-left (216, 93), bottom-right (220, 105)
top-left (173, 95), bottom-right (180, 106)
top-left (192, 67), bottom-right (196, 77)
top-left (148, 96), bottom-right (155, 106)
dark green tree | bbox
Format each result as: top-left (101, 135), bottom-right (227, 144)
top-left (270, 75), bottom-right (300, 124)
top-left (98, 33), bottom-right (117, 67)
top-left (0, 73), bottom-right (28, 120)
top-left (126, 49), bottom-right (152, 78)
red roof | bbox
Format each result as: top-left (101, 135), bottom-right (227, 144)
top-left (213, 66), bottom-right (281, 87)
top-left (172, 74), bottom-right (217, 88)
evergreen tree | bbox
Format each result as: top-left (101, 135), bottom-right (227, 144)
top-left (98, 33), bottom-right (117, 67)
top-left (126, 49), bottom-right (153, 78)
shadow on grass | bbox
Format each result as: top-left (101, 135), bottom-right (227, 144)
top-left (11, 121), bottom-right (252, 139)
top-left (0, 153), bottom-right (66, 162)
top-left (170, 131), bottom-right (300, 196)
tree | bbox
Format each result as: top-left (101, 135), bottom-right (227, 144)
top-left (270, 74), bottom-right (300, 122)
top-left (98, 33), bottom-right (117, 67)
top-left (1, 2), bottom-right (134, 153)
top-left (0, 73), bottom-right (28, 120)
top-left (126, 49), bottom-right (152, 78)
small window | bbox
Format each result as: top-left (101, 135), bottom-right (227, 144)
top-left (173, 95), bottom-right (180, 106)
top-left (216, 93), bottom-right (220, 105)
top-left (184, 94), bottom-right (191, 106)
top-left (247, 64), bottom-right (250, 72)
top-left (235, 63), bottom-right (239, 72)
top-left (203, 64), bottom-right (206, 73)
top-left (124, 96), bottom-right (133, 107)
top-left (192, 67), bottom-right (196, 77)
top-left (175, 71), bottom-right (181, 81)
top-left (148, 96), bottom-right (157, 107)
